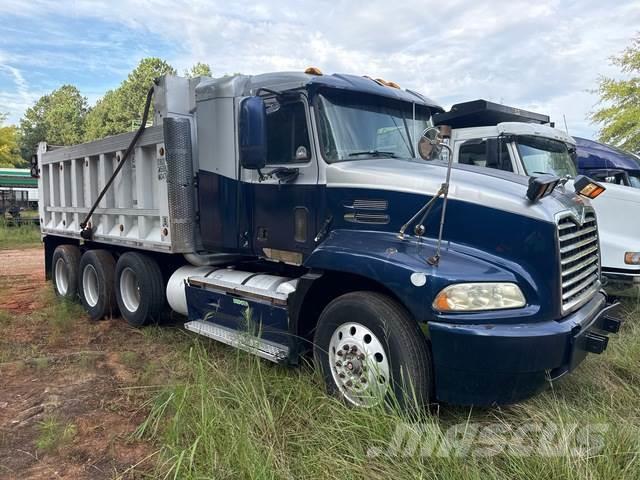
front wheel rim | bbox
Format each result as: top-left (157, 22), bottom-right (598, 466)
top-left (119, 267), bottom-right (141, 313)
top-left (54, 258), bottom-right (69, 296)
top-left (328, 322), bottom-right (391, 407)
top-left (82, 264), bottom-right (99, 307)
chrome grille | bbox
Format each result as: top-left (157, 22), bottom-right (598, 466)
top-left (557, 208), bottom-right (600, 314)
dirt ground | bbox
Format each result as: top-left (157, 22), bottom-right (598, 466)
top-left (0, 247), bottom-right (170, 479)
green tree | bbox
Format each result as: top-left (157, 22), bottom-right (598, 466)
top-left (84, 57), bottom-right (176, 141)
top-left (0, 113), bottom-right (26, 167)
top-left (185, 62), bottom-right (212, 78)
top-left (591, 35), bottom-right (640, 153)
top-left (18, 85), bottom-right (88, 159)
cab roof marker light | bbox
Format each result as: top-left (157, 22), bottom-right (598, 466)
top-left (304, 67), bottom-right (323, 75)
top-left (574, 175), bottom-right (606, 199)
top-left (526, 174), bottom-right (560, 203)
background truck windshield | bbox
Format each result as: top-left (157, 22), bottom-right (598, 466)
top-left (517, 135), bottom-right (577, 178)
top-left (316, 91), bottom-right (432, 162)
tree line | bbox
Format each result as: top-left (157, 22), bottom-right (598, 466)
top-left (0, 58), bottom-right (211, 168)
top-left (2, 35), bottom-right (640, 168)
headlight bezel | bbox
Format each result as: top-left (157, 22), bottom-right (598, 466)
top-left (433, 282), bottom-right (527, 312)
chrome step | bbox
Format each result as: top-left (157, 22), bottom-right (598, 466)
top-left (184, 320), bottom-right (289, 363)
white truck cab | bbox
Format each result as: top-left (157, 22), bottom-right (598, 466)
top-left (435, 101), bottom-right (640, 296)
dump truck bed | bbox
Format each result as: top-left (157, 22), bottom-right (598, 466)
top-left (37, 118), bottom-right (197, 254)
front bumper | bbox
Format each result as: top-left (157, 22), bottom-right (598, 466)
top-left (602, 270), bottom-right (640, 298)
top-left (429, 292), bottom-right (621, 406)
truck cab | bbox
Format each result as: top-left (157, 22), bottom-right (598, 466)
top-left (435, 100), bottom-right (640, 297)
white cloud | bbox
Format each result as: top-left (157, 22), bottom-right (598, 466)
top-left (0, 0), bottom-right (639, 137)
top-left (0, 62), bottom-right (39, 123)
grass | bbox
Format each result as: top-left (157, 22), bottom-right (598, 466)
top-left (0, 218), bottom-right (41, 249)
top-left (133, 301), bottom-right (640, 479)
top-left (36, 416), bottom-right (77, 453)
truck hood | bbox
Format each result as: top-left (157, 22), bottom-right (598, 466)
top-left (326, 158), bottom-right (586, 223)
top-left (596, 181), bottom-right (640, 204)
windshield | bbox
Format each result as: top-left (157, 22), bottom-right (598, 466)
top-left (517, 135), bottom-right (577, 177)
top-left (629, 173), bottom-right (640, 188)
top-left (316, 91), bottom-right (432, 162)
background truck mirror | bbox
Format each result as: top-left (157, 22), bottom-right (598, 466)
top-left (239, 96), bottom-right (268, 170)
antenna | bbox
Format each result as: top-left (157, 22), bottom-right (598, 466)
top-left (563, 114), bottom-right (569, 134)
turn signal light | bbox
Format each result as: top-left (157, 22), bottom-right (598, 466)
top-left (574, 175), bottom-right (606, 199)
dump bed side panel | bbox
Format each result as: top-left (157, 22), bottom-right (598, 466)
top-left (37, 120), bottom-right (196, 254)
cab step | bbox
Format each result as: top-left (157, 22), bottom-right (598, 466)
top-left (184, 320), bottom-right (289, 363)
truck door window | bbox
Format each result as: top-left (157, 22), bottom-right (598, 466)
top-left (265, 101), bottom-right (311, 165)
top-left (458, 139), bottom-right (513, 172)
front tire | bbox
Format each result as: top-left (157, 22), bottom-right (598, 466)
top-left (52, 244), bottom-right (81, 300)
top-left (78, 250), bottom-right (117, 320)
top-left (313, 292), bottom-right (433, 410)
top-left (114, 252), bottom-right (164, 327)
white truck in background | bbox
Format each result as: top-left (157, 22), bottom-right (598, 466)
top-left (432, 100), bottom-right (640, 297)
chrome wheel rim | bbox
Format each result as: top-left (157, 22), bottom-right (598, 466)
top-left (328, 322), bottom-right (390, 407)
top-left (54, 258), bottom-right (69, 296)
top-left (82, 264), bottom-right (99, 307)
top-left (119, 267), bottom-right (141, 313)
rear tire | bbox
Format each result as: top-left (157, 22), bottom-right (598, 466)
top-left (52, 245), bottom-right (81, 300)
top-left (115, 252), bottom-right (164, 327)
top-left (313, 291), bottom-right (433, 410)
top-left (78, 250), bottom-right (117, 320)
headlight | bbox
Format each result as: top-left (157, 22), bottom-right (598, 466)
top-left (624, 252), bottom-right (640, 265)
top-left (433, 282), bottom-right (526, 312)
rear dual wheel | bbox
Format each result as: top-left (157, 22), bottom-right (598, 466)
top-left (114, 252), bottom-right (164, 327)
top-left (52, 245), bottom-right (81, 300)
top-left (75, 249), bottom-right (164, 326)
top-left (79, 249), bottom-right (118, 320)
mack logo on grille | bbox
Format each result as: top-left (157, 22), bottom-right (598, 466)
top-left (567, 205), bottom-right (587, 227)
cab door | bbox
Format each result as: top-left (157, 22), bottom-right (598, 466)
top-left (242, 95), bottom-right (320, 262)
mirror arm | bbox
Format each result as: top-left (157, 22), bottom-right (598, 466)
top-left (427, 143), bottom-right (454, 266)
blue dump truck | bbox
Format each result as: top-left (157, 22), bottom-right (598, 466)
top-left (575, 136), bottom-right (640, 189)
top-left (34, 70), bottom-right (621, 408)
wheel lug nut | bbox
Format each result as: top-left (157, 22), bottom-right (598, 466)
top-left (336, 360), bottom-right (342, 367)
top-left (339, 372), bottom-right (345, 379)
top-left (358, 353), bottom-right (365, 361)
top-left (360, 377), bottom-right (367, 383)
top-left (337, 350), bottom-right (344, 357)
top-left (346, 380), bottom-right (353, 387)
top-left (351, 346), bottom-right (358, 353)
top-left (343, 344), bottom-right (350, 351)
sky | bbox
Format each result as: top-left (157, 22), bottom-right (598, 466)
top-left (0, 0), bottom-right (639, 139)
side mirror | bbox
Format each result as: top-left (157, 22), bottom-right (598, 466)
top-left (418, 125), bottom-right (452, 161)
top-left (239, 96), bottom-right (267, 170)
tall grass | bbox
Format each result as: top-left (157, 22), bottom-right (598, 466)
top-left (0, 218), bottom-right (41, 249)
top-left (137, 302), bottom-right (640, 479)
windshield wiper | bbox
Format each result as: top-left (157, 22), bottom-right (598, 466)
top-left (348, 150), bottom-right (398, 158)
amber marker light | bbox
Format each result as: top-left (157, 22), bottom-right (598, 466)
top-left (574, 175), bottom-right (606, 199)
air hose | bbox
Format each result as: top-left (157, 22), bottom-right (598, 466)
top-left (80, 82), bottom-right (157, 240)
